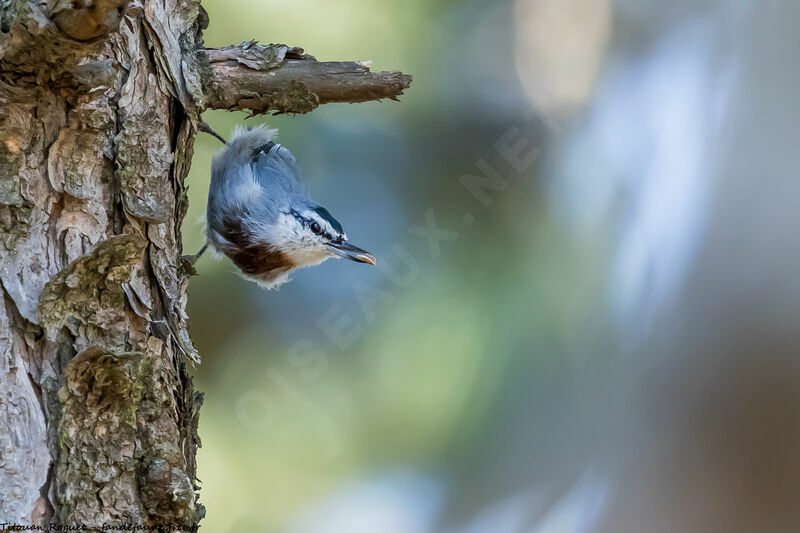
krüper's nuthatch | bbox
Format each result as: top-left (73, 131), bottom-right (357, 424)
top-left (201, 125), bottom-right (375, 289)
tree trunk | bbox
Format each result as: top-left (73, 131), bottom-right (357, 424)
top-left (0, 1), bottom-right (410, 529)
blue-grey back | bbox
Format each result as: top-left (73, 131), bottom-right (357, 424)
top-left (207, 126), bottom-right (310, 247)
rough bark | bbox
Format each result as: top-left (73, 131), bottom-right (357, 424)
top-left (1, 0), bottom-right (205, 528)
top-left (204, 41), bottom-right (412, 115)
top-left (0, 0), bottom-right (410, 530)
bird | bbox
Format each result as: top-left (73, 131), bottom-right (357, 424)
top-left (198, 125), bottom-right (376, 289)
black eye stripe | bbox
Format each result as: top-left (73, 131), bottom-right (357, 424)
top-left (288, 209), bottom-right (339, 239)
top-left (289, 209), bottom-right (306, 226)
top-left (313, 207), bottom-right (344, 234)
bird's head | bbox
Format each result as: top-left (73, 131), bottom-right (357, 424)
top-left (206, 127), bottom-right (375, 288)
top-left (269, 201), bottom-right (376, 269)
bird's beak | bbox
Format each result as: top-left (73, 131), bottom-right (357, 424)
top-left (328, 242), bottom-right (376, 265)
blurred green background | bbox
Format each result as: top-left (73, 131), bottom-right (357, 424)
top-left (185, 1), bottom-right (590, 530)
top-left (183, 1), bottom-right (800, 532)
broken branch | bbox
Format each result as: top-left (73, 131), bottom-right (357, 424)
top-left (202, 42), bottom-right (412, 115)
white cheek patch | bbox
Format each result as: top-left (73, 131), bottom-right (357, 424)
top-left (268, 213), bottom-right (302, 246)
top-left (265, 212), bottom-right (335, 267)
top-left (290, 249), bottom-right (333, 269)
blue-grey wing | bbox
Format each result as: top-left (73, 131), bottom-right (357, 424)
top-left (251, 142), bottom-right (309, 198)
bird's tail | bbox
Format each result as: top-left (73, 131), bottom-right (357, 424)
top-left (229, 124), bottom-right (278, 152)
top-left (212, 124), bottom-right (280, 170)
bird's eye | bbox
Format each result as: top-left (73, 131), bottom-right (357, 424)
top-left (310, 221), bottom-right (322, 235)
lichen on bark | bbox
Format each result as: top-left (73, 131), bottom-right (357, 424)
top-left (1, 0), bottom-right (205, 527)
top-left (56, 344), bottom-right (198, 526)
top-left (1, 0), bottom-right (410, 527)
top-left (38, 234), bottom-right (148, 350)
